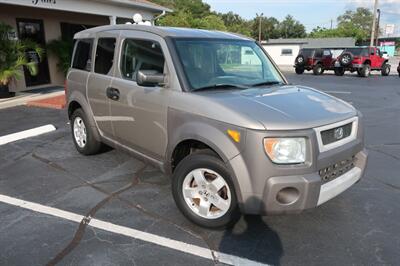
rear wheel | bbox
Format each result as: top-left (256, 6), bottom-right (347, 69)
top-left (295, 67), bottom-right (304, 75)
top-left (359, 64), bottom-right (371, 78)
top-left (71, 109), bottom-right (103, 155)
top-left (334, 67), bottom-right (345, 76)
top-left (172, 151), bottom-right (240, 228)
top-left (381, 63), bottom-right (390, 76)
top-left (313, 64), bottom-right (324, 75)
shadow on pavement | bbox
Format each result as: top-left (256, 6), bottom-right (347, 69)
top-left (218, 198), bottom-right (283, 265)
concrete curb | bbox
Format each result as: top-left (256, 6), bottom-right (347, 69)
top-left (0, 90), bottom-right (65, 110)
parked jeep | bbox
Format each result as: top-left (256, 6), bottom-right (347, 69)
top-left (334, 47), bottom-right (390, 77)
top-left (67, 25), bottom-right (368, 228)
top-left (294, 48), bottom-right (343, 75)
top-left (398, 62), bottom-right (400, 77)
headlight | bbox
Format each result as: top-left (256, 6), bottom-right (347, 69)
top-left (264, 138), bottom-right (306, 164)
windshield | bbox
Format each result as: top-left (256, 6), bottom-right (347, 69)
top-left (300, 49), bottom-right (315, 58)
top-left (174, 39), bottom-right (285, 91)
top-left (344, 48), bottom-right (369, 56)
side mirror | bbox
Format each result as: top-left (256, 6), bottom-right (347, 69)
top-left (137, 70), bottom-right (165, 87)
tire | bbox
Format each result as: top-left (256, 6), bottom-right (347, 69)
top-left (339, 52), bottom-right (353, 67)
top-left (381, 63), bottom-right (390, 76)
top-left (359, 64), bottom-right (371, 78)
top-left (334, 67), bottom-right (345, 76)
top-left (71, 108), bottom-right (103, 155)
top-left (172, 151), bottom-right (240, 228)
top-left (295, 67), bottom-right (304, 75)
top-left (295, 55), bottom-right (305, 66)
top-left (313, 64), bottom-right (323, 75)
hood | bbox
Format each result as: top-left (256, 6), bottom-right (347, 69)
top-left (198, 85), bottom-right (357, 130)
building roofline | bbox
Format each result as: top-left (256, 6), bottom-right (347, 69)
top-left (94, 0), bottom-right (172, 12)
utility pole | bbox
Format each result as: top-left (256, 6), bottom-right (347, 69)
top-left (257, 13), bottom-right (264, 42)
top-left (370, 0), bottom-right (379, 47)
top-left (375, 9), bottom-right (381, 46)
top-left (330, 19), bottom-right (333, 30)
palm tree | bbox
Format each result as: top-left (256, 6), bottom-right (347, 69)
top-left (0, 22), bottom-right (44, 98)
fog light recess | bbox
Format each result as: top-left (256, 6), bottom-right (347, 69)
top-left (276, 187), bottom-right (300, 205)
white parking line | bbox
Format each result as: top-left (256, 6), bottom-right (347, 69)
top-left (0, 194), bottom-right (268, 266)
top-left (323, 91), bottom-right (352, 94)
top-left (0, 125), bottom-right (56, 146)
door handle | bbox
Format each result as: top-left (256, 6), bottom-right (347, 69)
top-left (106, 87), bottom-right (120, 101)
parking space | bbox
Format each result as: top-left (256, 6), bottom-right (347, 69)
top-left (0, 73), bottom-right (399, 265)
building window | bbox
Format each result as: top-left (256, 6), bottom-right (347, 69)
top-left (281, 49), bottom-right (293, 56)
top-left (94, 38), bottom-right (116, 75)
top-left (121, 39), bottom-right (165, 81)
top-left (72, 39), bottom-right (93, 71)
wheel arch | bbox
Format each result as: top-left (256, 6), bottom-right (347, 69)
top-left (67, 92), bottom-right (101, 142)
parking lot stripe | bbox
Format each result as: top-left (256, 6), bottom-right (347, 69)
top-left (0, 194), bottom-right (268, 266)
top-left (323, 91), bottom-right (352, 94)
top-left (0, 124), bottom-right (56, 146)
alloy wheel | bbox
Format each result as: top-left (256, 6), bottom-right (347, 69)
top-left (182, 168), bottom-right (231, 219)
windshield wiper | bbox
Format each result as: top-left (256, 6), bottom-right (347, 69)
top-left (250, 81), bottom-right (283, 87)
top-left (192, 84), bottom-right (248, 92)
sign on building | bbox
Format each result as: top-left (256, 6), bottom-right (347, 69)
top-left (385, 24), bottom-right (395, 35)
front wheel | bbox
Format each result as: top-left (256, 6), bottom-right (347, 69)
top-left (381, 63), bottom-right (390, 76)
top-left (172, 151), bottom-right (240, 228)
top-left (313, 64), bottom-right (324, 75)
top-left (334, 67), bottom-right (345, 76)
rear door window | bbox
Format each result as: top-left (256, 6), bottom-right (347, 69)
top-left (72, 39), bottom-right (93, 71)
top-left (94, 38), bottom-right (116, 75)
top-left (120, 39), bottom-right (165, 81)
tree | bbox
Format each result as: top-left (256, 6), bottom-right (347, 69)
top-left (278, 15), bottom-right (307, 38)
top-left (309, 7), bottom-right (374, 43)
top-left (220, 12), bottom-right (252, 36)
top-left (250, 16), bottom-right (280, 41)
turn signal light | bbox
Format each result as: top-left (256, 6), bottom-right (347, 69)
top-left (227, 129), bottom-right (241, 143)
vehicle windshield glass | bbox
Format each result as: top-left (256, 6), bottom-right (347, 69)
top-left (344, 48), bottom-right (369, 56)
top-left (174, 39), bottom-right (284, 91)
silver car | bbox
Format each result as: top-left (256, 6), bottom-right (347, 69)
top-left (66, 25), bottom-right (368, 228)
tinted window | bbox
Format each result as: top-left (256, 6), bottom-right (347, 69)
top-left (95, 38), bottom-right (116, 75)
top-left (72, 39), bottom-right (93, 71)
top-left (121, 39), bottom-right (165, 81)
top-left (281, 49), bottom-right (292, 55)
top-left (300, 49), bottom-right (314, 58)
top-left (344, 48), bottom-right (369, 56)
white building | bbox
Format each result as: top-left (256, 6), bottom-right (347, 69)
top-left (262, 38), bottom-right (356, 66)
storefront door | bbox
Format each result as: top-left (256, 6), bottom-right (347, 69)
top-left (16, 18), bottom-right (50, 87)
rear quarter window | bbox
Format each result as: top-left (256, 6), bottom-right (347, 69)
top-left (72, 39), bottom-right (93, 71)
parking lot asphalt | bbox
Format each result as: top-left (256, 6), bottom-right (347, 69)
top-left (0, 71), bottom-right (399, 266)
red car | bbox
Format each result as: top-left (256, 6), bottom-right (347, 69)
top-left (334, 47), bottom-right (390, 77)
top-left (294, 48), bottom-right (343, 75)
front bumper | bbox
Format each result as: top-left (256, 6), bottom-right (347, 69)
top-left (260, 149), bottom-right (367, 215)
top-left (230, 117), bottom-right (367, 215)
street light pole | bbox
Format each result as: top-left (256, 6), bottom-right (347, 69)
top-left (257, 13), bottom-right (264, 42)
top-left (370, 0), bottom-right (379, 46)
top-left (375, 9), bottom-right (381, 47)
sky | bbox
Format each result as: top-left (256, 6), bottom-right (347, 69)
top-left (203, 0), bottom-right (400, 34)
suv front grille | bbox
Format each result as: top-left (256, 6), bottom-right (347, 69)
top-left (319, 155), bottom-right (357, 183)
top-left (321, 123), bottom-right (352, 145)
